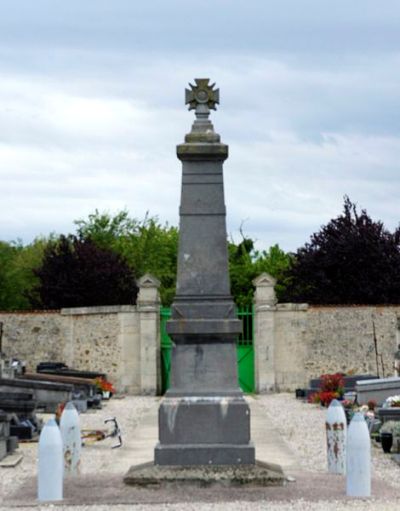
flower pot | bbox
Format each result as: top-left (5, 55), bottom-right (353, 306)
top-left (102, 391), bottom-right (111, 400)
top-left (380, 432), bottom-right (393, 453)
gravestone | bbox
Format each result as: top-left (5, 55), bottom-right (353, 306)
top-left (356, 376), bottom-right (400, 405)
top-left (154, 79), bottom-right (254, 466)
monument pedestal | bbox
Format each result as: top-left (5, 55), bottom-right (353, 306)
top-left (155, 341), bottom-right (255, 465)
top-left (155, 394), bottom-right (255, 465)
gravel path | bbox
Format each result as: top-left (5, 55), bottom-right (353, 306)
top-left (1, 393), bottom-right (399, 510)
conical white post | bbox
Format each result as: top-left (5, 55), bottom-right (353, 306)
top-left (60, 402), bottom-right (81, 475)
top-left (38, 418), bottom-right (63, 501)
top-left (326, 399), bottom-right (347, 475)
top-left (346, 412), bottom-right (371, 497)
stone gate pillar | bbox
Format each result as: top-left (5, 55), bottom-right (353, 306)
top-left (253, 273), bottom-right (277, 392)
top-left (137, 274), bottom-right (161, 395)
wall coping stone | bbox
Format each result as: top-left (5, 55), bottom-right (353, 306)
top-left (309, 305), bottom-right (400, 310)
top-left (254, 304), bottom-right (277, 312)
top-left (276, 303), bottom-right (308, 311)
top-left (0, 310), bottom-right (61, 315)
top-left (61, 305), bottom-right (137, 316)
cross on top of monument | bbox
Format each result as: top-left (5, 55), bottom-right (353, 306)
top-left (185, 78), bottom-right (219, 119)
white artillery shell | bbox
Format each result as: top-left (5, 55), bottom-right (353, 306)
top-left (60, 402), bottom-right (81, 475)
top-left (346, 412), bottom-right (371, 497)
top-left (326, 399), bottom-right (347, 475)
top-left (38, 418), bottom-right (63, 501)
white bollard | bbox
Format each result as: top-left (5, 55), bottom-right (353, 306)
top-left (60, 402), bottom-right (81, 475)
top-left (346, 412), bottom-right (371, 497)
top-left (38, 418), bottom-right (63, 501)
top-left (326, 399), bottom-right (347, 475)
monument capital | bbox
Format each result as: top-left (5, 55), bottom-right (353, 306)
top-left (180, 78), bottom-right (224, 150)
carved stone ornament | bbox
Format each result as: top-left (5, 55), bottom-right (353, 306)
top-left (185, 79), bottom-right (220, 115)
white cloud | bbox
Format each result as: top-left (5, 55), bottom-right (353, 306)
top-left (1, 4), bottom-right (400, 252)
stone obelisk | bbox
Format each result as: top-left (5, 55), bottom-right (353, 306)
top-left (155, 79), bottom-right (255, 466)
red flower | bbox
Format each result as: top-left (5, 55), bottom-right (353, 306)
top-left (318, 391), bottom-right (339, 406)
top-left (320, 373), bottom-right (344, 392)
top-left (94, 377), bottom-right (116, 394)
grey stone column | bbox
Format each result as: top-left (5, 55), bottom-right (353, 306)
top-left (137, 274), bottom-right (161, 395)
top-left (253, 273), bottom-right (277, 392)
top-left (155, 79), bottom-right (254, 466)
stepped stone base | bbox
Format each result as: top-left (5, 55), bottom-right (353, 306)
top-left (124, 460), bottom-right (285, 487)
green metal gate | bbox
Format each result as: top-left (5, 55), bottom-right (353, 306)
top-left (236, 306), bottom-right (255, 393)
top-left (160, 306), bottom-right (255, 394)
top-left (160, 307), bottom-right (173, 394)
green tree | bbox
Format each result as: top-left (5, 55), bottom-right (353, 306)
top-left (0, 238), bottom-right (49, 310)
top-left (0, 241), bottom-right (18, 309)
top-left (229, 238), bottom-right (292, 307)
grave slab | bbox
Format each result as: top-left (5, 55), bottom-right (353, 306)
top-left (356, 376), bottom-right (400, 405)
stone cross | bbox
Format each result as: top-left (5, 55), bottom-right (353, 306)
top-left (185, 78), bottom-right (219, 117)
top-left (154, 79), bottom-right (254, 466)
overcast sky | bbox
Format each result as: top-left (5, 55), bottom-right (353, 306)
top-left (1, 1), bottom-right (400, 252)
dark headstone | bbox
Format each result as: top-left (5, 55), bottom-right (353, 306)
top-left (0, 377), bottom-right (73, 412)
top-left (37, 362), bottom-right (106, 380)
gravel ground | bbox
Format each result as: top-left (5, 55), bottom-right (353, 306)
top-left (1, 393), bottom-right (399, 511)
top-left (256, 393), bottom-right (400, 490)
top-left (0, 396), bottom-right (155, 499)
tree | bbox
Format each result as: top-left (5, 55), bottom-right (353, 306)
top-left (229, 238), bottom-right (292, 307)
top-left (31, 236), bottom-right (138, 308)
top-left (0, 241), bottom-right (18, 310)
top-left (75, 210), bottom-right (178, 305)
top-left (75, 209), bottom-right (293, 307)
top-left (280, 197), bottom-right (400, 304)
top-left (0, 238), bottom-right (49, 310)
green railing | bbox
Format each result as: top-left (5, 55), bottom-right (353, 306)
top-left (160, 306), bottom-right (254, 394)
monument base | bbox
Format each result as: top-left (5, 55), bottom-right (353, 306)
top-left (156, 395), bottom-right (253, 466)
top-left (124, 460), bottom-right (284, 487)
top-left (155, 442), bottom-right (255, 466)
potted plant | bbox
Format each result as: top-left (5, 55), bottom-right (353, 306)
top-left (308, 373), bottom-right (345, 407)
top-left (383, 395), bottom-right (400, 408)
top-left (94, 377), bottom-right (116, 400)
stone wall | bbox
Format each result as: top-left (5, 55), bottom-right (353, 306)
top-left (304, 306), bottom-right (400, 382)
top-left (0, 311), bottom-right (69, 370)
top-left (0, 275), bottom-right (161, 395)
top-left (254, 273), bottom-right (400, 392)
top-left (2, 272), bottom-right (399, 395)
